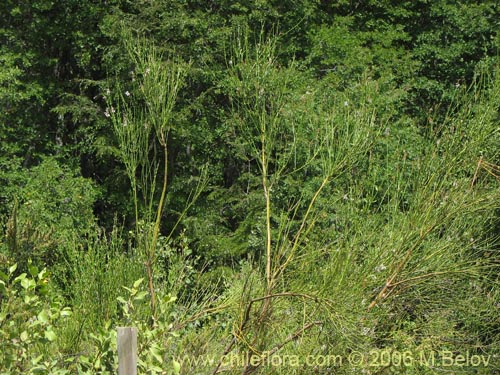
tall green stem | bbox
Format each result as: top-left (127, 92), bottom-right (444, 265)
top-left (262, 155), bottom-right (272, 292)
top-left (147, 139), bottom-right (168, 321)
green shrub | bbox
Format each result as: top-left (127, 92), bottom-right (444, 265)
top-left (0, 263), bottom-right (72, 374)
top-left (4, 157), bottom-right (98, 276)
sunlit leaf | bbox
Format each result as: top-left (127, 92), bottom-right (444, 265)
top-left (172, 359), bottom-right (181, 374)
top-left (38, 309), bottom-right (49, 323)
top-left (134, 291), bottom-right (148, 301)
top-left (117, 296), bottom-right (127, 304)
top-left (8, 264), bottom-right (17, 275)
top-left (133, 278), bottom-right (144, 289)
top-left (60, 308), bottom-right (72, 317)
top-left (20, 330), bottom-right (29, 342)
top-left (44, 329), bottom-right (57, 341)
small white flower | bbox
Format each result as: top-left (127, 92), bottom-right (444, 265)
top-left (145, 68), bottom-right (151, 75)
top-left (125, 91), bottom-right (131, 97)
top-left (344, 100), bottom-right (349, 107)
top-left (375, 264), bottom-right (387, 273)
top-left (105, 88), bottom-right (110, 95)
top-left (104, 109), bottom-right (110, 118)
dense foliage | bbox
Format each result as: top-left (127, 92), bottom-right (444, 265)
top-left (1, 1), bottom-right (499, 374)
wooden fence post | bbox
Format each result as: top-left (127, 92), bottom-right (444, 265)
top-left (117, 327), bottom-right (138, 375)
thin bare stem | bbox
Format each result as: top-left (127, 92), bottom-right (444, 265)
top-left (241, 321), bottom-right (322, 375)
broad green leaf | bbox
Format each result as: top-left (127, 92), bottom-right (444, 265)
top-left (24, 294), bottom-right (38, 304)
top-left (28, 263), bottom-right (38, 277)
top-left (14, 273), bottom-right (27, 283)
top-left (150, 344), bottom-right (163, 363)
top-left (79, 355), bottom-right (90, 364)
top-left (173, 359), bottom-right (181, 374)
top-left (134, 291), bottom-right (148, 301)
top-left (20, 276), bottom-right (31, 290)
top-left (163, 294), bottom-right (177, 304)
top-left (31, 354), bottom-right (43, 365)
top-left (38, 309), bottom-right (50, 323)
top-left (9, 264), bottom-right (17, 275)
top-left (45, 329), bottom-right (57, 341)
top-left (60, 308), bottom-right (72, 317)
top-left (37, 269), bottom-right (47, 281)
top-left (94, 356), bottom-right (101, 369)
top-left (0, 271), bottom-right (8, 282)
top-left (122, 286), bottom-right (132, 293)
top-left (20, 330), bottom-right (29, 341)
top-left (133, 278), bottom-right (144, 288)
top-left (116, 296), bottom-right (127, 305)
top-left (149, 365), bottom-right (163, 373)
